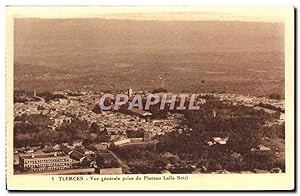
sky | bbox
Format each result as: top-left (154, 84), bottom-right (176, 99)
top-left (7, 6), bottom-right (292, 22)
top-left (11, 5), bottom-right (287, 66)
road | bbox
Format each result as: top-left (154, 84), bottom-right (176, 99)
top-left (107, 149), bottom-right (131, 174)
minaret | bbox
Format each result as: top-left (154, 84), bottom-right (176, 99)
top-left (212, 109), bottom-right (216, 117)
top-left (128, 86), bottom-right (133, 97)
top-left (33, 90), bottom-right (37, 97)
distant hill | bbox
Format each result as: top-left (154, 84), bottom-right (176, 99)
top-left (14, 18), bottom-right (284, 67)
top-left (13, 18), bottom-right (284, 97)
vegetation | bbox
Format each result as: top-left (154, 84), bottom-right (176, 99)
top-left (37, 91), bottom-right (67, 102)
top-left (14, 114), bottom-right (92, 147)
top-left (269, 93), bottom-right (282, 100)
top-left (126, 128), bottom-right (145, 138)
top-left (113, 101), bottom-right (285, 173)
top-left (152, 88), bottom-right (168, 94)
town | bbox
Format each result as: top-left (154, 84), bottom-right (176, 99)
top-left (13, 87), bottom-right (285, 174)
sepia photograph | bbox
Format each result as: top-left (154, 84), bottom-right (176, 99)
top-left (5, 6), bottom-right (295, 191)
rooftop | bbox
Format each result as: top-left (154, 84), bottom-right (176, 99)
top-left (19, 152), bottom-right (68, 159)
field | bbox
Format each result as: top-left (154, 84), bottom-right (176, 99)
top-left (14, 51), bottom-right (284, 97)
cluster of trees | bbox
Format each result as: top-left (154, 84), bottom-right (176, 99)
top-left (14, 90), bottom-right (69, 103)
top-left (37, 91), bottom-right (67, 102)
top-left (151, 110), bottom-right (168, 119)
top-left (112, 144), bottom-right (163, 173)
top-left (92, 104), bottom-right (102, 114)
top-left (152, 87), bottom-right (168, 94)
top-left (14, 114), bottom-right (95, 148)
top-left (269, 93), bottom-right (283, 100)
top-left (67, 92), bottom-right (83, 96)
top-left (95, 154), bottom-right (119, 168)
top-left (262, 123), bottom-right (285, 139)
top-left (113, 143), bottom-right (207, 174)
top-left (14, 90), bottom-right (40, 103)
top-left (14, 114), bottom-right (55, 147)
top-left (126, 128), bottom-right (145, 138)
top-left (154, 102), bottom-right (284, 172)
top-left (87, 122), bottom-right (110, 143)
top-left (257, 102), bottom-right (284, 113)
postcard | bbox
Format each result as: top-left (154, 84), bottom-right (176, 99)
top-left (6, 6), bottom-right (295, 191)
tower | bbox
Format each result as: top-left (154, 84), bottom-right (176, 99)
top-left (128, 86), bottom-right (133, 97)
top-left (212, 109), bottom-right (216, 117)
top-left (33, 90), bottom-right (37, 97)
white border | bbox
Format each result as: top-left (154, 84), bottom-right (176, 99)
top-left (1, 0), bottom-right (299, 195)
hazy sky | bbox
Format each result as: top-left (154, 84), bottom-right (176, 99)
top-left (12, 6), bottom-right (286, 67)
top-left (8, 6), bottom-right (291, 22)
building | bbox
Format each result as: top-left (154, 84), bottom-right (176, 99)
top-left (130, 108), bottom-right (152, 118)
top-left (95, 167), bottom-right (123, 174)
top-left (212, 137), bottom-right (229, 145)
top-left (94, 143), bottom-right (109, 151)
top-left (60, 145), bottom-right (88, 165)
top-left (113, 138), bottom-right (131, 146)
top-left (69, 151), bottom-right (87, 163)
top-left (99, 167), bottom-right (122, 174)
top-left (253, 106), bottom-right (280, 118)
top-left (19, 152), bottom-right (73, 172)
top-left (280, 112), bottom-right (285, 120)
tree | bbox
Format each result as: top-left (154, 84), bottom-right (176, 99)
top-left (269, 93), bottom-right (282, 100)
top-left (81, 158), bottom-right (91, 168)
top-left (96, 155), bottom-right (105, 168)
top-left (90, 122), bottom-right (100, 133)
top-left (152, 87), bottom-right (168, 94)
top-left (126, 128), bottom-right (145, 138)
top-left (92, 104), bottom-right (102, 114)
